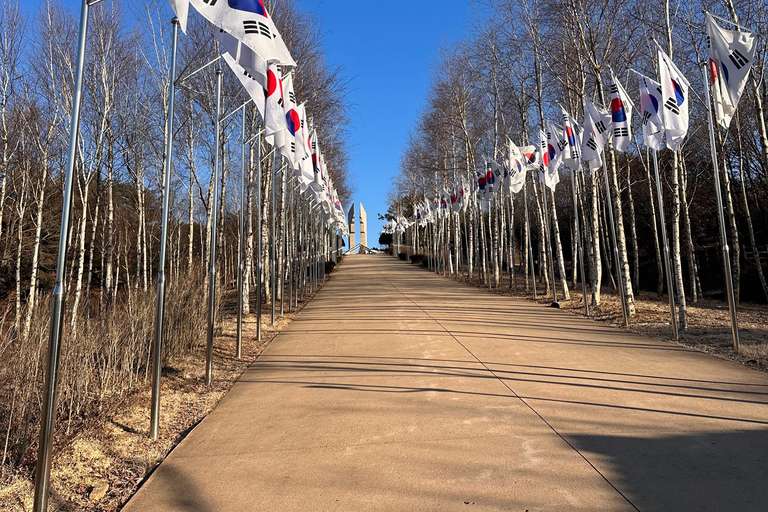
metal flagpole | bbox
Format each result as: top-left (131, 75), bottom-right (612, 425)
top-left (524, 175), bottom-right (537, 299)
top-left (281, 165), bottom-right (288, 316)
top-left (255, 130), bottom-right (262, 341)
top-left (271, 153), bottom-right (277, 326)
top-left (702, 66), bottom-right (740, 350)
top-left (571, 168), bottom-right (589, 316)
top-left (542, 185), bottom-right (559, 303)
top-left (236, 107), bottom-right (246, 359)
top-left (652, 150), bottom-right (679, 340)
top-left (150, 17), bottom-right (179, 441)
top-left (602, 162), bottom-right (629, 327)
top-left (205, 69), bottom-right (223, 386)
top-left (33, 0), bottom-right (91, 508)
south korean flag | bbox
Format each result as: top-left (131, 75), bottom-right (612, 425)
top-left (608, 71), bottom-right (634, 153)
top-left (658, 49), bottom-right (690, 151)
top-left (706, 13), bottom-right (757, 130)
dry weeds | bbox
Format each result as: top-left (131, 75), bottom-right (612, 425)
top-left (0, 292), bottom-right (311, 512)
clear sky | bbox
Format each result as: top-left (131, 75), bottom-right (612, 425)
top-left (22, 0), bottom-right (474, 247)
top-left (296, 0), bottom-right (473, 247)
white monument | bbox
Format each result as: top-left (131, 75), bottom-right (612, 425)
top-left (359, 204), bottom-right (367, 253)
top-left (347, 204), bottom-right (356, 250)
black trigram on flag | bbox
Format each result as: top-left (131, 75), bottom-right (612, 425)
top-left (642, 111), bottom-right (652, 126)
top-left (202, 0), bottom-right (217, 5)
top-left (289, 91), bottom-right (297, 104)
top-left (614, 127), bottom-right (629, 138)
top-left (609, 83), bottom-right (619, 95)
top-left (312, 141), bottom-right (317, 151)
top-left (290, 142), bottom-right (296, 153)
top-left (243, 20), bottom-right (271, 38)
top-left (243, 70), bottom-right (256, 82)
top-left (729, 49), bottom-right (749, 70)
top-left (586, 138), bottom-right (598, 151)
top-left (665, 97), bottom-right (680, 115)
top-left (558, 139), bottom-right (567, 151)
top-left (595, 121), bottom-right (607, 134)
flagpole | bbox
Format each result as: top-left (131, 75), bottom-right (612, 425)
top-left (236, 106), bottom-right (246, 359)
top-left (205, 68), bottom-right (223, 386)
top-left (524, 175), bottom-right (537, 299)
top-left (150, 16), bottom-right (179, 441)
top-left (543, 186), bottom-right (559, 303)
top-left (702, 66), bottom-right (740, 351)
top-left (280, 164), bottom-right (287, 315)
top-left (271, 152), bottom-right (277, 326)
top-left (33, 0), bottom-right (91, 508)
top-left (652, 149), bottom-right (679, 340)
top-left (571, 167), bottom-right (589, 316)
top-left (602, 162), bottom-right (629, 326)
top-left (255, 129), bottom-right (262, 341)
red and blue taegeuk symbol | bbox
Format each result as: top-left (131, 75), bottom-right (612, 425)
top-left (566, 125), bottom-right (577, 146)
top-left (486, 169), bottom-right (495, 185)
top-left (228, 0), bottom-right (267, 17)
top-left (611, 98), bottom-right (627, 123)
top-left (286, 109), bottom-right (300, 136)
top-left (671, 79), bottom-right (685, 106)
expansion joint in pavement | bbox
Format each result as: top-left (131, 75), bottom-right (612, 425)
top-left (373, 261), bottom-right (641, 512)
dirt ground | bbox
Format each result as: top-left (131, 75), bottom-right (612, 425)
top-left (444, 268), bottom-right (768, 373)
top-left (0, 293), bottom-right (311, 512)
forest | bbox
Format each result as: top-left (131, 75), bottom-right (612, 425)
top-left (387, 0), bottom-right (768, 337)
top-left (0, 0), bottom-right (351, 484)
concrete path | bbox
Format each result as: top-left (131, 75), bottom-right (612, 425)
top-left (124, 255), bottom-right (768, 512)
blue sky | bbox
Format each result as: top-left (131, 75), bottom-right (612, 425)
top-left (296, 0), bottom-right (473, 246)
top-left (22, 0), bottom-right (473, 246)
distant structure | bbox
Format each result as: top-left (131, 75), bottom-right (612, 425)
top-left (347, 204), bottom-right (356, 250)
top-left (359, 204), bottom-right (367, 253)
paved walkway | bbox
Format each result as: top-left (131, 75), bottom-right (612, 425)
top-left (124, 255), bottom-right (768, 512)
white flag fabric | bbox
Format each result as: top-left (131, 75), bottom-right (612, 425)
top-left (542, 128), bottom-right (561, 191)
top-left (488, 160), bottom-right (504, 197)
top-left (280, 72), bottom-right (299, 167)
top-left (638, 74), bottom-right (665, 151)
top-left (561, 109), bottom-right (581, 169)
top-left (506, 139), bottom-right (527, 194)
top-left (609, 71), bottom-right (634, 152)
top-left (546, 122), bottom-right (566, 174)
top-left (166, 0), bottom-right (189, 33)
top-left (706, 13), bottom-right (757, 130)
top-left (295, 105), bottom-right (314, 189)
top-left (220, 50), bottom-right (265, 121)
top-left (264, 63), bottom-right (286, 148)
top-left (658, 49), bottom-right (691, 150)
top-left (189, 0), bottom-right (295, 67)
top-left (581, 99), bottom-right (612, 170)
top-left (522, 145), bottom-right (539, 172)
top-left (460, 180), bottom-right (470, 212)
top-left (215, 29), bottom-right (267, 88)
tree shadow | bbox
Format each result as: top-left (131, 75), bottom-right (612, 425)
top-left (569, 429), bottom-right (768, 512)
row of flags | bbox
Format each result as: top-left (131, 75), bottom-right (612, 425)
top-left (402, 13), bottom-right (756, 229)
top-left (167, 0), bottom-right (348, 234)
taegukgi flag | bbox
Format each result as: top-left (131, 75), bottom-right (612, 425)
top-left (706, 13), bottom-right (757, 130)
top-left (264, 63), bottom-right (287, 149)
top-left (658, 49), bottom-right (690, 150)
top-left (189, 0), bottom-right (295, 67)
top-left (581, 98), bottom-right (612, 170)
top-left (638, 74), bottom-right (665, 151)
top-left (609, 70), bottom-right (634, 152)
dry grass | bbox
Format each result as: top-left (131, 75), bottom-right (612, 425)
top-left (0, 285), bottom-right (317, 512)
top-left (431, 266), bottom-right (768, 372)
